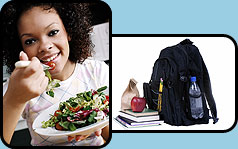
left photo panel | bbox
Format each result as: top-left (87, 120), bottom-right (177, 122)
top-left (1, 0), bottom-right (111, 147)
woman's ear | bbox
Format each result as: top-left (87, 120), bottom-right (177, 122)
top-left (67, 35), bottom-right (71, 41)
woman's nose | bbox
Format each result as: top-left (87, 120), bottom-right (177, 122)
top-left (38, 39), bottom-right (53, 53)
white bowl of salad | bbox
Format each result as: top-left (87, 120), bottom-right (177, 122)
top-left (32, 86), bottom-right (109, 137)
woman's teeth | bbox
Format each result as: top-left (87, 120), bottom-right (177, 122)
top-left (43, 53), bottom-right (58, 62)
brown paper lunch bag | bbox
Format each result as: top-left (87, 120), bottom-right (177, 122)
top-left (121, 78), bottom-right (140, 110)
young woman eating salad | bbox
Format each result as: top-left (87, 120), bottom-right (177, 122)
top-left (1, 1), bottom-right (109, 146)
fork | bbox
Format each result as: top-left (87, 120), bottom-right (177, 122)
top-left (15, 61), bottom-right (52, 70)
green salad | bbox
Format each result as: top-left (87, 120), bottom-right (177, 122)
top-left (41, 86), bottom-right (109, 131)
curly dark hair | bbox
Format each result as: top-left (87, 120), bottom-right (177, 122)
top-left (1, 1), bottom-right (94, 74)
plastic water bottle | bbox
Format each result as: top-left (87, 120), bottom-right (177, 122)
top-left (189, 76), bottom-right (204, 119)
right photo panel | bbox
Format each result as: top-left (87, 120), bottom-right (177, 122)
top-left (112, 35), bottom-right (236, 132)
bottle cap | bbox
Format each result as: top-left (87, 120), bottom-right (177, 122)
top-left (190, 76), bottom-right (196, 82)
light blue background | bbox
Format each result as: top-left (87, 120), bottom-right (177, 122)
top-left (1, 0), bottom-right (237, 148)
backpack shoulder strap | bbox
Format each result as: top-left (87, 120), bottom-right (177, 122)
top-left (180, 39), bottom-right (219, 124)
top-left (201, 56), bottom-right (219, 124)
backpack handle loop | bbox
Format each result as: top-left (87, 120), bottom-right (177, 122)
top-left (180, 75), bottom-right (188, 82)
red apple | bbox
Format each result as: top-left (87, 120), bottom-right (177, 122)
top-left (131, 97), bottom-right (146, 112)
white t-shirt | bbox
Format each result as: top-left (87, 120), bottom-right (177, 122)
top-left (3, 59), bottom-right (109, 146)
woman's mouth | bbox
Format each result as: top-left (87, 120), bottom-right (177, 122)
top-left (41, 52), bottom-right (60, 63)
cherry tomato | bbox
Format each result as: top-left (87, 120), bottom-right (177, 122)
top-left (46, 61), bottom-right (56, 70)
top-left (68, 136), bottom-right (74, 142)
top-left (55, 122), bottom-right (64, 130)
top-left (54, 110), bottom-right (62, 117)
top-left (92, 90), bottom-right (98, 96)
top-left (103, 95), bottom-right (109, 104)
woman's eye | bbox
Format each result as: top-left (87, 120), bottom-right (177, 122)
top-left (48, 30), bottom-right (59, 36)
top-left (24, 39), bottom-right (36, 45)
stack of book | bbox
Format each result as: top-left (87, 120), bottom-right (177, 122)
top-left (114, 108), bottom-right (161, 128)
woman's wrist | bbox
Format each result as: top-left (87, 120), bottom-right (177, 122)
top-left (3, 91), bottom-right (28, 144)
top-left (3, 90), bottom-right (28, 109)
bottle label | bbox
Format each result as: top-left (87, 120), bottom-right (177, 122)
top-left (189, 96), bottom-right (204, 119)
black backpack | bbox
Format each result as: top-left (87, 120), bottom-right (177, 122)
top-left (143, 39), bottom-right (219, 126)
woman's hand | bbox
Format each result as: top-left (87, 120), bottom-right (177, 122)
top-left (67, 129), bottom-right (102, 142)
top-left (5, 51), bottom-right (49, 105)
top-left (3, 51), bottom-right (49, 144)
